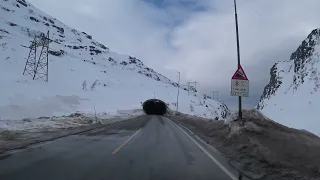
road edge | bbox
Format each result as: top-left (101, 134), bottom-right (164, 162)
top-left (0, 115), bottom-right (144, 157)
top-left (168, 118), bottom-right (239, 180)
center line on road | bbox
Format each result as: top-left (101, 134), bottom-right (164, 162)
top-left (112, 128), bottom-right (142, 155)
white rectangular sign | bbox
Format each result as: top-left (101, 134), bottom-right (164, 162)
top-left (231, 79), bottom-right (249, 97)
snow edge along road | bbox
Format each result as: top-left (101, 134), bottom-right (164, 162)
top-left (167, 118), bottom-right (238, 180)
top-left (0, 115), bottom-right (145, 157)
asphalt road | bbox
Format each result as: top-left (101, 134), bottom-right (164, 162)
top-left (0, 115), bottom-right (234, 180)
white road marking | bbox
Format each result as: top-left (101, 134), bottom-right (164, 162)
top-left (112, 128), bottom-right (142, 154)
top-left (0, 127), bottom-right (105, 157)
top-left (169, 119), bottom-right (238, 180)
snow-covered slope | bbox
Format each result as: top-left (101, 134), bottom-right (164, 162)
top-left (0, 0), bottom-right (229, 122)
top-left (257, 29), bottom-right (320, 135)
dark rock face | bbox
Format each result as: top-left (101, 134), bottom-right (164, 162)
top-left (8, 22), bottom-right (17, 26)
top-left (89, 46), bottom-right (102, 55)
top-left (1, 6), bottom-right (11, 12)
top-left (48, 50), bottom-right (65, 56)
top-left (129, 56), bottom-right (143, 66)
top-left (17, 0), bottom-right (28, 7)
top-left (257, 29), bottom-right (320, 110)
top-left (120, 61), bottom-right (128, 66)
top-left (291, 29), bottom-right (320, 90)
top-left (0, 29), bottom-right (9, 34)
top-left (99, 44), bottom-right (107, 50)
top-left (29, 16), bottom-right (39, 22)
top-left (91, 41), bottom-right (108, 50)
top-left (48, 19), bottom-right (54, 24)
top-left (52, 25), bottom-right (64, 34)
top-left (108, 57), bottom-right (114, 62)
top-left (86, 34), bottom-right (92, 39)
top-left (257, 63), bottom-right (282, 110)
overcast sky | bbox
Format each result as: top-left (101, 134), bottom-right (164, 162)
top-left (28, 0), bottom-right (320, 110)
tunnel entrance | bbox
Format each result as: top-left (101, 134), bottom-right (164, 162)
top-left (142, 99), bottom-right (167, 115)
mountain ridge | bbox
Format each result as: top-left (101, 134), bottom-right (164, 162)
top-left (0, 0), bottom-right (229, 123)
top-left (257, 28), bottom-right (320, 135)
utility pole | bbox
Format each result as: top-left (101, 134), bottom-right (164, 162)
top-left (187, 82), bottom-right (190, 96)
top-left (233, 0), bottom-right (242, 120)
top-left (176, 71), bottom-right (180, 112)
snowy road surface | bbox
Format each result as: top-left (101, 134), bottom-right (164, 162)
top-left (0, 115), bottom-right (235, 180)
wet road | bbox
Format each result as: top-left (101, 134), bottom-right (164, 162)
top-left (0, 116), bottom-right (234, 180)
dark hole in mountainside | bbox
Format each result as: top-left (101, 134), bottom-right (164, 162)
top-left (142, 99), bottom-right (167, 115)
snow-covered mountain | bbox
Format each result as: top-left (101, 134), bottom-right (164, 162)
top-left (257, 29), bottom-right (320, 135)
top-left (0, 0), bottom-right (229, 122)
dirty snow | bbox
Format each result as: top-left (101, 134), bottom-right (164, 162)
top-left (171, 110), bottom-right (320, 180)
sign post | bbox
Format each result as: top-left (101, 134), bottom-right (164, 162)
top-left (231, 65), bottom-right (249, 118)
top-left (232, 0), bottom-right (246, 120)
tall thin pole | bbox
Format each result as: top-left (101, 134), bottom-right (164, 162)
top-left (46, 31), bottom-right (49, 82)
top-left (176, 71), bottom-right (180, 112)
top-left (233, 0), bottom-right (242, 119)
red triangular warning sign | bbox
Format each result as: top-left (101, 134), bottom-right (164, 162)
top-left (232, 65), bottom-right (248, 80)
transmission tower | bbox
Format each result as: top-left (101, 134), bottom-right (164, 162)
top-left (189, 81), bottom-right (199, 91)
top-left (34, 31), bottom-right (49, 81)
top-left (212, 91), bottom-right (219, 101)
top-left (23, 36), bottom-right (38, 78)
top-left (23, 31), bottom-right (50, 82)
top-left (186, 81), bottom-right (199, 96)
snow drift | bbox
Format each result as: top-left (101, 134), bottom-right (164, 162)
top-left (0, 0), bottom-right (229, 129)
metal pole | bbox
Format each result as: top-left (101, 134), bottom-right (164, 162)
top-left (233, 0), bottom-right (242, 119)
top-left (176, 72), bottom-right (180, 112)
top-left (46, 31), bottom-right (49, 82)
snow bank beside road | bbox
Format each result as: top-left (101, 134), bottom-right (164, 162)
top-left (171, 109), bottom-right (320, 180)
top-left (0, 109), bottom-right (144, 131)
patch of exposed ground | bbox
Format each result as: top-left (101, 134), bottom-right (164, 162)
top-left (170, 109), bottom-right (320, 180)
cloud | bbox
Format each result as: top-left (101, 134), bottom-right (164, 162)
top-left (28, 0), bottom-right (320, 109)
